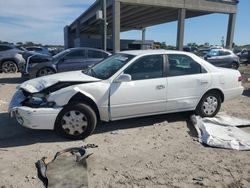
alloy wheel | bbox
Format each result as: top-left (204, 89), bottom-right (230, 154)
top-left (38, 68), bottom-right (55, 77)
top-left (2, 61), bottom-right (18, 73)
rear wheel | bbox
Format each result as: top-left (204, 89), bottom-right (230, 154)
top-left (55, 103), bottom-right (97, 140)
top-left (231, 62), bottom-right (239, 69)
top-left (195, 92), bottom-right (221, 117)
top-left (37, 67), bottom-right (55, 77)
top-left (1, 61), bottom-right (18, 73)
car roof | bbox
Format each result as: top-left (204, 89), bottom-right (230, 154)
top-left (210, 48), bottom-right (233, 53)
top-left (0, 44), bottom-right (14, 47)
top-left (119, 49), bottom-right (191, 56)
top-left (69, 47), bottom-right (111, 54)
top-left (26, 46), bottom-right (44, 49)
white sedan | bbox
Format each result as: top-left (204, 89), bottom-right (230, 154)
top-left (9, 50), bottom-right (244, 139)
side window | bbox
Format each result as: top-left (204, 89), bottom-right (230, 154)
top-left (103, 52), bottom-right (109, 58)
top-left (0, 46), bottom-right (12, 51)
top-left (219, 51), bottom-right (230, 56)
top-left (65, 50), bottom-right (86, 59)
top-left (88, 50), bottom-right (103, 58)
top-left (167, 54), bottom-right (206, 77)
top-left (0, 46), bottom-right (5, 52)
top-left (124, 55), bottom-right (163, 80)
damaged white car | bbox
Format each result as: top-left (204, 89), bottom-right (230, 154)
top-left (9, 50), bottom-right (244, 139)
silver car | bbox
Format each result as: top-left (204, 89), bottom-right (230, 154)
top-left (0, 44), bottom-right (26, 73)
top-left (204, 49), bottom-right (240, 69)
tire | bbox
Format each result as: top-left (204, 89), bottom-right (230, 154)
top-left (1, 61), bottom-right (18, 73)
top-left (231, 62), bottom-right (239, 69)
top-left (195, 92), bottom-right (222, 117)
top-left (55, 103), bottom-right (97, 140)
top-left (37, 67), bottom-right (55, 77)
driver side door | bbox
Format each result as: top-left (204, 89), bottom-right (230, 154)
top-left (109, 55), bottom-right (167, 120)
top-left (57, 49), bottom-right (87, 72)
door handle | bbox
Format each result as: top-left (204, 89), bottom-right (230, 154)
top-left (199, 79), bottom-right (209, 84)
top-left (156, 85), bottom-right (165, 90)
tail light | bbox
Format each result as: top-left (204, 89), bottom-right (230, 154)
top-left (238, 76), bottom-right (242, 82)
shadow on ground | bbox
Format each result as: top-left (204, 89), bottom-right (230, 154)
top-left (0, 76), bottom-right (27, 84)
top-left (0, 113), bottom-right (66, 148)
top-left (0, 112), bottom-right (194, 148)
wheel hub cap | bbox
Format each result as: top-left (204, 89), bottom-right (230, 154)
top-left (202, 96), bottom-right (218, 116)
top-left (61, 110), bottom-right (88, 135)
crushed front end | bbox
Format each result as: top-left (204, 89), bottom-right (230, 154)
top-left (9, 88), bottom-right (62, 130)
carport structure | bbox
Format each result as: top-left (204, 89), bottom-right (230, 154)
top-left (65, 0), bottom-right (238, 52)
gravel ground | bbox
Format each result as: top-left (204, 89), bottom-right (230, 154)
top-left (0, 66), bottom-right (250, 188)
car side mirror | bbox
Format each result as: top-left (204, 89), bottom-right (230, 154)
top-left (114, 74), bottom-right (132, 83)
top-left (58, 57), bottom-right (65, 63)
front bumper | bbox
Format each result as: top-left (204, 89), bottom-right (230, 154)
top-left (10, 106), bottom-right (62, 130)
top-left (9, 89), bottom-right (62, 130)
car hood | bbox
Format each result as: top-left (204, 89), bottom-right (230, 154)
top-left (19, 71), bottom-right (100, 93)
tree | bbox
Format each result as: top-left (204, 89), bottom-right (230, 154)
top-left (16, 42), bottom-right (23, 46)
top-left (24, 41), bottom-right (34, 46)
top-left (160, 42), bottom-right (167, 49)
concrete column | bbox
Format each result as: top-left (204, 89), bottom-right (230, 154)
top-left (141, 28), bottom-right (146, 50)
top-left (226, 13), bottom-right (236, 49)
top-left (64, 26), bottom-right (69, 49)
top-left (112, 0), bottom-right (120, 53)
top-left (103, 0), bottom-right (107, 51)
top-left (176, 8), bottom-right (186, 51)
top-left (75, 20), bottom-right (81, 47)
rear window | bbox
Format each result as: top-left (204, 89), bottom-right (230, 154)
top-left (65, 50), bottom-right (86, 58)
top-left (88, 50), bottom-right (103, 58)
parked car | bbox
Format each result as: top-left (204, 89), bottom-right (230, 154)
top-left (9, 50), bottom-right (243, 139)
top-left (25, 46), bottom-right (52, 56)
top-left (0, 44), bottom-right (26, 73)
top-left (183, 46), bottom-right (198, 53)
top-left (197, 48), bottom-right (210, 57)
top-left (21, 47), bottom-right (111, 79)
top-left (237, 49), bottom-right (250, 60)
top-left (204, 49), bottom-right (240, 69)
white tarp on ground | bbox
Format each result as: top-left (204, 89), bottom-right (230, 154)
top-left (191, 114), bottom-right (250, 150)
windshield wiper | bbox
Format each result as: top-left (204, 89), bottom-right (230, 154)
top-left (90, 68), bottom-right (97, 77)
top-left (82, 67), bottom-right (97, 78)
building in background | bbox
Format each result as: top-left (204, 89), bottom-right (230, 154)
top-left (64, 0), bottom-right (239, 52)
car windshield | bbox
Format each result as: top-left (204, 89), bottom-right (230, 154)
top-left (85, 53), bottom-right (135, 79)
top-left (207, 50), bottom-right (219, 57)
top-left (52, 50), bottom-right (70, 60)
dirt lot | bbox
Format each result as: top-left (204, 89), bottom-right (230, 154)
top-left (0, 66), bottom-right (250, 188)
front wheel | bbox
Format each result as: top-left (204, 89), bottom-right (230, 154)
top-left (55, 103), bottom-right (97, 140)
top-left (1, 61), bottom-right (18, 73)
top-left (195, 92), bottom-right (221, 117)
top-left (37, 67), bottom-right (55, 77)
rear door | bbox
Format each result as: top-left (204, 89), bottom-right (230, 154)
top-left (218, 50), bottom-right (232, 67)
top-left (207, 50), bottom-right (229, 67)
top-left (166, 54), bottom-right (211, 111)
top-left (57, 49), bottom-right (87, 72)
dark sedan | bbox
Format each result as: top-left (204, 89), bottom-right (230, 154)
top-left (21, 47), bottom-right (111, 78)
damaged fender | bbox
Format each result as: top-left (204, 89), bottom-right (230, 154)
top-left (47, 86), bottom-right (97, 107)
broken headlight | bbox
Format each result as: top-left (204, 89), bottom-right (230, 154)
top-left (22, 93), bottom-right (55, 108)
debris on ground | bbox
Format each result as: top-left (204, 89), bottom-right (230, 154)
top-left (191, 114), bottom-right (250, 150)
top-left (36, 147), bottom-right (93, 188)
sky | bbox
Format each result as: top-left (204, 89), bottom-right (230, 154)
top-left (0, 0), bottom-right (249, 46)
